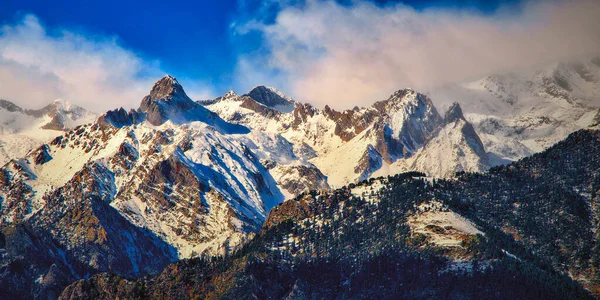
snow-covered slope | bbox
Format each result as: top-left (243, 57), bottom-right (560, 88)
top-left (0, 99), bottom-right (97, 166)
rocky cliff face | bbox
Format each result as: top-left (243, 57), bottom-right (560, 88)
top-left (0, 160), bottom-right (177, 299)
top-left (245, 86), bottom-right (295, 113)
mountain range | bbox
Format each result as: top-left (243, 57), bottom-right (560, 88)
top-left (1, 56), bottom-right (600, 299)
top-left (60, 129), bottom-right (600, 299)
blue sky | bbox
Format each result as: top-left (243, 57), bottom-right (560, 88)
top-left (0, 0), bottom-right (598, 110)
top-left (0, 0), bottom-right (516, 87)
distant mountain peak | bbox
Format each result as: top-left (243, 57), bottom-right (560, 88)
top-left (245, 86), bottom-right (294, 112)
top-left (45, 99), bottom-right (79, 115)
top-left (390, 88), bottom-right (416, 98)
top-left (371, 89), bottom-right (435, 117)
top-left (379, 88), bottom-right (420, 107)
top-left (444, 102), bottom-right (466, 124)
top-left (223, 90), bottom-right (237, 99)
top-left (52, 98), bottom-right (69, 105)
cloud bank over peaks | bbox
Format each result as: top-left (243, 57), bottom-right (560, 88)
top-left (235, 0), bottom-right (600, 110)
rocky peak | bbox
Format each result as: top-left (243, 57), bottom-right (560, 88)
top-left (34, 100), bottom-right (92, 131)
top-left (387, 88), bottom-right (416, 102)
top-left (223, 90), bottom-right (238, 100)
top-left (198, 90), bottom-right (239, 106)
top-left (372, 88), bottom-right (429, 113)
top-left (48, 99), bottom-right (71, 112)
top-left (369, 89), bottom-right (443, 162)
top-left (148, 75), bottom-right (189, 102)
top-left (443, 103), bottom-right (481, 142)
top-left (291, 102), bottom-right (318, 129)
top-left (439, 102), bottom-right (488, 167)
top-left (444, 102), bottom-right (466, 124)
top-left (14, 99), bottom-right (88, 120)
top-left (139, 75), bottom-right (199, 126)
top-left (321, 104), bottom-right (379, 142)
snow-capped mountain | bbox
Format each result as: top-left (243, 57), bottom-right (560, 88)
top-left (0, 76), bottom-right (309, 297)
top-left (4, 60), bottom-right (595, 264)
top-left (2, 76), bottom-right (278, 257)
top-left (0, 99), bottom-right (97, 166)
top-left (430, 56), bottom-right (600, 163)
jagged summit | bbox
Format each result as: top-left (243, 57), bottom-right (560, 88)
top-left (148, 75), bottom-right (190, 102)
top-left (223, 90), bottom-right (237, 99)
top-left (43, 99), bottom-right (77, 115)
top-left (139, 75), bottom-right (198, 126)
top-left (38, 100), bottom-right (92, 130)
top-left (444, 102), bottom-right (466, 124)
top-left (372, 88), bottom-right (431, 113)
top-left (388, 88), bottom-right (416, 99)
top-left (410, 101), bottom-right (490, 177)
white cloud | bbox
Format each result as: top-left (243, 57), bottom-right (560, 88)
top-left (236, 0), bottom-right (600, 109)
top-left (0, 15), bottom-right (212, 112)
